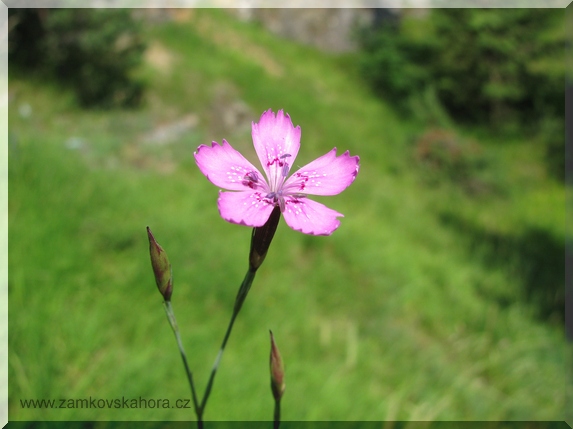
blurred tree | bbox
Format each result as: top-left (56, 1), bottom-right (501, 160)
top-left (357, 8), bottom-right (565, 180)
top-left (9, 8), bottom-right (146, 108)
top-left (432, 9), bottom-right (564, 127)
top-left (358, 12), bottom-right (435, 115)
top-left (8, 9), bottom-right (46, 69)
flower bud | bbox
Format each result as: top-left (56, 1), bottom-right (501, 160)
top-left (250, 206), bottom-right (281, 271)
top-left (269, 330), bottom-right (285, 401)
top-left (147, 226), bottom-right (173, 301)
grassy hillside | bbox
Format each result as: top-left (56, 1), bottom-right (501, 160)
top-left (8, 9), bottom-right (570, 423)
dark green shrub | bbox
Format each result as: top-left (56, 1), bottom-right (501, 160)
top-left (8, 9), bottom-right (46, 70)
top-left (9, 9), bottom-right (146, 108)
top-left (357, 16), bottom-right (435, 114)
top-left (431, 9), bottom-right (564, 127)
top-left (357, 9), bottom-right (565, 180)
top-left (359, 9), bottom-right (564, 125)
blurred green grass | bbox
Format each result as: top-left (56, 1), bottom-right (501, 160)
top-left (8, 9), bottom-right (570, 422)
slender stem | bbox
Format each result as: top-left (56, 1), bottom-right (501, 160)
top-left (163, 301), bottom-right (201, 427)
top-left (273, 398), bottom-right (281, 429)
top-left (198, 267), bottom-right (257, 420)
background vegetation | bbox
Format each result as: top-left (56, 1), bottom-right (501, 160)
top-left (358, 8), bottom-right (565, 179)
top-left (9, 9), bottom-right (146, 107)
top-left (8, 8), bottom-right (571, 423)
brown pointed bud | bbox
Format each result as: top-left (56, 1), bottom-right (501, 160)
top-left (250, 206), bottom-right (281, 271)
top-left (147, 226), bottom-right (173, 301)
top-left (269, 330), bottom-right (285, 401)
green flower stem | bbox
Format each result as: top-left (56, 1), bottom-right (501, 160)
top-left (273, 398), bottom-right (281, 429)
top-left (197, 267), bottom-right (257, 421)
top-left (196, 208), bottom-right (278, 423)
top-left (163, 301), bottom-right (201, 426)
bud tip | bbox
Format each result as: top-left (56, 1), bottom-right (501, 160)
top-left (147, 226), bottom-right (173, 301)
top-left (269, 330), bottom-right (285, 401)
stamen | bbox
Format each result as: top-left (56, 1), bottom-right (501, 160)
top-left (264, 191), bottom-right (286, 212)
top-left (280, 154), bottom-right (291, 177)
top-left (290, 193), bottom-right (306, 199)
top-left (242, 171), bottom-right (259, 189)
top-left (245, 171), bottom-right (258, 182)
top-left (281, 162), bottom-right (290, 178)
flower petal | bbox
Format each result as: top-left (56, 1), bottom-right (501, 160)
top-left (195, 140), bottom-right (268, 192)
top-left (252, 109), bottom-right (301, 190)
top-left (282, 197), bottom-right (343, 236)
top-left (218, 191), bottom-right (276, 227)
top-left (283, 148), bottom-right (360, 196)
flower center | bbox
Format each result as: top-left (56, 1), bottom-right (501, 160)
top-left (265, 191), bottom-right (286, 212)
top-left (263, 153), bottom-right (294, 211)
top-left (242, 153), bottom-right (305, 212)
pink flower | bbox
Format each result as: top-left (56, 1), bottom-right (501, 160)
top-left (194, 109), bottom-right (360, 236)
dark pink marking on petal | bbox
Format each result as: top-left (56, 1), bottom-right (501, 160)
top-left (194, 140), bottom-right (268, 192)
top-left (283, 148), bottom-right (360, 196)
top-left (252, 109), bottom-right (301, 184)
